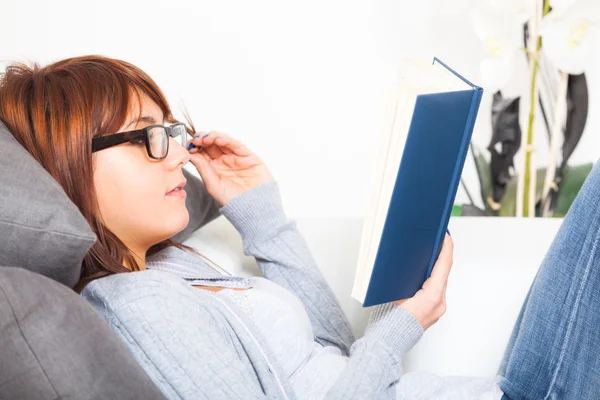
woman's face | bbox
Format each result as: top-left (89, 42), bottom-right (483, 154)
top-left (93, 94), bottom-right (191, 261)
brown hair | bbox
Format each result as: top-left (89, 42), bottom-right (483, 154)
top-left (0, 55), bottom-right (205, 287)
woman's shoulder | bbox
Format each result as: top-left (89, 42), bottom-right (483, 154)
top-left (79, 270), bottom-right (240, 359)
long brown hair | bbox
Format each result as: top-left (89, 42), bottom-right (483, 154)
top-left (0, 55), bottom-right (205, 287)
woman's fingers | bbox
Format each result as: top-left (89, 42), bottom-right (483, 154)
top-left (203, 131), bottom-right (233, 155)
top-left (188, 150), bottom-right (219, 190)
top-left (189, 131), bottom-right (252, 159)
top-left (440, 280), bottom-right (448, 310)
top-left (419, 233), bottom-right (452, 309)
top-left (217, 136), bottom-right (253, 157)
top-left (192, 132), bottom-right (225, 158)
top-left (428, 233), bottom-right (454, 287)
top-left (391, 233), bottom-right (453, 331)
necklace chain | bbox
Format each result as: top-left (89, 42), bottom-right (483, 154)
top-left (197, 252), bottom-right (232, 276)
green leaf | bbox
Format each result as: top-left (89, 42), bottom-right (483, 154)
top-left (499, 163), bottom-right (592, 217)
top-left (451, 205), bottom-right (463, 216)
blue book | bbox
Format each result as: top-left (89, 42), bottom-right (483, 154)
top-left (351, 57), bottom-right (483, 308)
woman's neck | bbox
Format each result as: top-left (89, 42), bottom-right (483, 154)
top-left (124, 247), bottom-right (146, 271)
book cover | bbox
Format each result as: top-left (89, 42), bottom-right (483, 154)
top-left (353, 58), bottom-right (483, 307)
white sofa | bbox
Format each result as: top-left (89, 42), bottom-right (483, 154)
top-left (183, 215), bottom-right (563, 378)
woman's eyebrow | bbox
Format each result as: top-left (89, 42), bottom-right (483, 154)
top-left (126, 115), bottom-right (157, 129)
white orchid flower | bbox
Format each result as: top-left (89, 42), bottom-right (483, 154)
top-left (473, 5), bottom-right (524, 91)
top-left (548, 0), bottom-right (577, 14)
top-left (540, 0), bottom-right (600, 74)
top-left (486, 0), bottom-right (537, 23)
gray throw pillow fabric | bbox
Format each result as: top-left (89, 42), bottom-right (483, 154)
top-left (0, 267), bottom-right (166, 400)
top-left (0, 121), bottom-right (97, 288)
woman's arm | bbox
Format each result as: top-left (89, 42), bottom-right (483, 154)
top-left (219, 181), bottom-right (357, 354)
top-left (186, 132), bottom-right (357, 353)
top-left (82, 271), bottom-right (424, 400)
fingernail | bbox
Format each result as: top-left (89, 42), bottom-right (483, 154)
top-left (187, 143), bottom-right (196, 150)
top-left (193, 134), bottom-right (200, 138)
top-left (202, 133), bottom-right (210, 139)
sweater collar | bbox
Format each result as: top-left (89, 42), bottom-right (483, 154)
top-left (145, 245), bottom-right (252, 289)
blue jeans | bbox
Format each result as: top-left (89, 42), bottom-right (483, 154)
top-left (498, 159), bottom-right (600, 399)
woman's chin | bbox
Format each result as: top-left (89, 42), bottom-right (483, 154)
top-left (160, 209), bottom-right (190, 240)
top-left (148, 209), bottom-right (190, 245)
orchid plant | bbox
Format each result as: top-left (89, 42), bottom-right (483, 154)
top-left (469, 0), bottom-right (599, 217)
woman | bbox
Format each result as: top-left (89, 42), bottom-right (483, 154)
top-left (0, 55), bottom-right (597, 400)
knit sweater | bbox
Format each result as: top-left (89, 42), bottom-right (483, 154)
top-left (80, 181), bottom-right (503, 399)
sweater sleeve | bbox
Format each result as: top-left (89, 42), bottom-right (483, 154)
top-left (218, 182), bottom-right (424, 364)
top-left (324, 303), bottom-right (424, 398)
top-left (218, 181), bottom-right (357, 354)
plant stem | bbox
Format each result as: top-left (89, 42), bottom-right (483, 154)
top-left (523, 0), bottom-right (551, 217)
top-left (524, 51), bottom-right (540, 217)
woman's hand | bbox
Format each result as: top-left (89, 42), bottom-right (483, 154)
top-left (187, 131), bottom-right (274, 208)
top-left (393, 233), bottom-right (454, 330)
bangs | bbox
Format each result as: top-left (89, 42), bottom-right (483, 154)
top-left (76, 57), bottom-right (173, 138)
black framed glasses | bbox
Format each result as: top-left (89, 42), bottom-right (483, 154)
top-left (91, 122), bottom-right (188, 160)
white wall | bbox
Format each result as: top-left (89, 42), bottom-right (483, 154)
top-left (1, 0), bottom-right (599, 217)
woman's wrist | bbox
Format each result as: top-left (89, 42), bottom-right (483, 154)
top-left (218, 181), bottom-right (289, 242)
top-left (364, 302), bottom-right (424, 357)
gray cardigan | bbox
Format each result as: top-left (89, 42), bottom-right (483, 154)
top-left (81, 181), bottom-right (425, 399)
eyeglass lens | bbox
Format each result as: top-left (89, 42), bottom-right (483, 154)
top-left (148, 124), bottom-right (187, 158)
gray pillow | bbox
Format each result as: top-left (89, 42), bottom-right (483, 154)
top-left (0, 121), bottom-right (97, 287)
top-left (0, 121), bottom-right (220, 287)
top-left (0, 267), bottom-right (167, 400)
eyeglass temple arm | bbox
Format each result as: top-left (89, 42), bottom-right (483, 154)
top-left (91, 129), bottom-right (146, 152)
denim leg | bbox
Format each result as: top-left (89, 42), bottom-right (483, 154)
top-left (497, 281), bottom-right (533, 378)
top-left (498, 158), bottom-right (600, 400)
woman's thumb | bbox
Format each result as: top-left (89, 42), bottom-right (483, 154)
top-left (188, 151), bottom-right (218, 190)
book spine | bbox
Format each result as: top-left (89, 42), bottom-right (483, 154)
top-left (424, 88), bottom-right (484, 279)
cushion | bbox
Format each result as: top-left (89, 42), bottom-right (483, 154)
top-left (0, 267), bottom-right (166, 399)
top-left (0, 121), bottom-right (96, 287)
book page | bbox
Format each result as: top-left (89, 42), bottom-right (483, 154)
top-left (351, 81), bottom-right (400, 301)
top-left (397, 57), bottom-right (471, 94)
top-left (352, 82), bottom-right (416, 302)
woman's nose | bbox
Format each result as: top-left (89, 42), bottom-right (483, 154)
top-left (166, 136), bottom-right (191, 168)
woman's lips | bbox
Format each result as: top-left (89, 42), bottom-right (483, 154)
top-left (166, 179), bottom-right (187, 198)
top-left (165, 188), bottom-right (187, 198)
